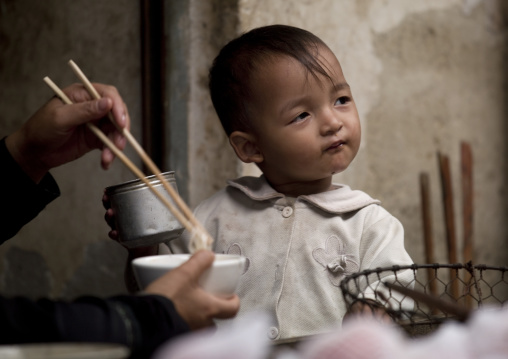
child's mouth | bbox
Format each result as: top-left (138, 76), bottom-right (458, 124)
top-left (326, 141), bottom-right (345, 151)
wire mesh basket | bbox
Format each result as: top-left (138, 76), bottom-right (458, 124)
top-left (340, 262), bottom-right (508, 336)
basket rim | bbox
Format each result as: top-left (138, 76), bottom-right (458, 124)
top-left (340, 262), bottom-right (508, 290)
top-left (345, 262), bottom-right (508, 278)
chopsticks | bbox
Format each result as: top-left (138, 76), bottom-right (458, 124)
top-left (43, 60), bottom-right (213, 252)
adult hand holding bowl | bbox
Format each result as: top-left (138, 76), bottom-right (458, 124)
top-left (141, 250), bottom-right (241, 330)
top-left (133, 252), bottom-right (246, 295)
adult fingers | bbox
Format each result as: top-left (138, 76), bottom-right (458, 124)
top-left (209, 295), bottom-right (241, 319)
top-left (65, 83), bottom-right (130, 132)
top-left (102, 191), bottom-right (112, 210)
top-left (108, 229), bottom-right (119, 241)
top-left (92, 83), bottom-right (130, 132)
top-left (103, 207), bottom-right (116, 229)
top-left (100, 127), bottom-right (127, 169)
top-left (179, 250), bottom-right (215, 280)
top-left (100, 147), bottom-right (113, 170)
top-left (56, 97), bottom-right (112, 129)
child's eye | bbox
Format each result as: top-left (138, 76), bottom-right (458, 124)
top-left (335, 96), bottom-right (350, 106)
top-left (291, 112), bottom-right (310, 123)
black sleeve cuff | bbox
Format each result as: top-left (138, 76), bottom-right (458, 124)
top-left (109, 294), bottom-right (190, 358)
top-left (0, 137), bottom-right (60, 243)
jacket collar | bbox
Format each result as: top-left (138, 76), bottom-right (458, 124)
top-left (227, 175), bottom-right (380, 214)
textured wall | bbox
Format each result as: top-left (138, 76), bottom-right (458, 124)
top-left (166, 0), bottom-right (240, 207)
top-left (236, 0), bottom-right (508, 266)
top-left (187, 0), bottom-right (240, 206)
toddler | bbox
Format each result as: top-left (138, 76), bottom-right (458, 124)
top-left (164, 25), bottom-right (412, 341)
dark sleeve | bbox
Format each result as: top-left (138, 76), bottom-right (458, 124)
top-left (0, 137), bottom-right (60, 244)
top-left (0, 294), bottom-right (190, 359)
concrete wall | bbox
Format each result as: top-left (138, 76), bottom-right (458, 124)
top-left (166, 0), bottom-right (240, 206)
top-left (1, 0), bottom-right (507, 302)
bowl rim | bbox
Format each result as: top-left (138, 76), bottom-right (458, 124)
top-left (132, 253), bottom-right (245, 269)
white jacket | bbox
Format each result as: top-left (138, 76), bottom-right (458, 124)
top-left (168, 176), bottom-right (413, 341)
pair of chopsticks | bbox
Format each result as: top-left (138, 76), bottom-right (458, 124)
top-left (44, 60), bottom-right (213, 252)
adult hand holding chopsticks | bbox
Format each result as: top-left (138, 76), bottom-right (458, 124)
top-left (5, 83), bottom-right (130, 183)
top-left (53, 60), bottom-right (214, 253)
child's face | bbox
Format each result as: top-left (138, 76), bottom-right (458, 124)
top-left (233, 46), bottom-right (361, 195)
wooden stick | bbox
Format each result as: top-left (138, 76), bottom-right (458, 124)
top-left (66, 60), bottom-right (213, 250)
top-left (420, 172), bottom-right (437, 297)
top-left (461, 142), bottom-right (473, 264)
top-left (461, 142), bottom-right (474, 308)
top-left (384, 282), bottom-right (470, 322)
top-left (438, 152), bottom-right (459, 299)
top-left (43, 76), bottom-right (196, 241)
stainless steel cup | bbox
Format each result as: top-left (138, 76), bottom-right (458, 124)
top-left (105, 171), bottom-right (184, 248)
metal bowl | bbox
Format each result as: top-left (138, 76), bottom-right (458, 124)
top-left (105, 171), bottom-right (184, 248)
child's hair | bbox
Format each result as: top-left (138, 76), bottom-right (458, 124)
top-left (209, 24), bottom-right (333, 136)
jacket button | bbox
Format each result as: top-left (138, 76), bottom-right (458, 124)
top-left (282, 206), bottom-right (293, 218)
top-left (268, 326), bottom-right (279, 339)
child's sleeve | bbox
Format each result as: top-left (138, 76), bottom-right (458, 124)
top-left (353, 205), bottom-right (415, 312)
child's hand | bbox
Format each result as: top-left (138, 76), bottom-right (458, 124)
top-left (344, 299), bottom-right (394, 324)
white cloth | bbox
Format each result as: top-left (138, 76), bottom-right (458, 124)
top-left (153, 311), bottom-right (272, 359)
top-left (299, 305), bottom-right (508, 359)
top-left (155, 306), bottom-right (508, 359)
top-left (168, 175), bottom-right (413, 341)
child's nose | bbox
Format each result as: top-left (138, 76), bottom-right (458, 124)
top-left (320, 109), bottom-right (342, 136)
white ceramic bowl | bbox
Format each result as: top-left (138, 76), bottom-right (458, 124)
top-left (132, 254), bottom-right (246, 295)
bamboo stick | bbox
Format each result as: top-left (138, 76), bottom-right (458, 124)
top-left (461, 142), bottom-right (474, 308)
top-left (438, 152), bottom-right (459, 299)
top-left (420, 172), bottom-right (437, 298)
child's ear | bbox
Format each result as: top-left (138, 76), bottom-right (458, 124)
top-left (229, 131), bottom-right (264, 164)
